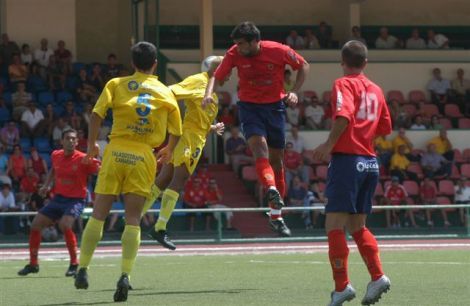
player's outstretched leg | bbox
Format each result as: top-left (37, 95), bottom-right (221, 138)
top-left (141, 184), bottom-right (162, 216)
top-left (18, 228), bottom-right (41, 276)
top-left (148, 189), bottom-right (179, 250)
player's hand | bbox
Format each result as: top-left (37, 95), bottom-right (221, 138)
top-left (312, 142), bottom-right (333, 162)
top-left (213, 122), bottom-right (225, 136)
top-left (202, 95), bottom-right (216, 109)
top-left (156, 146), bottom-right (173, 164)
top-left (284, 92), bottom-right (299, 107)
top-left (83, 142), bottom-right (100, 164)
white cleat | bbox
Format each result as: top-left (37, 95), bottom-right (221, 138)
top-left (328, 284), bottom-right (356, 306)
top-left (361, 275), bottom-right (391, 305)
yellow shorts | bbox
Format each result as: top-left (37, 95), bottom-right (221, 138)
top-left (172, 131), bottom-right (206, 175)
top-left (95, 138), bottom-right (156, 198)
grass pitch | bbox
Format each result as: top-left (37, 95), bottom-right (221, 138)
top-left (1, 249), bottom-right (469, 306)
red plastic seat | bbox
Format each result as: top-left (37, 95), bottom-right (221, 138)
top-left (409, 90), bottom-right (426, 104)
top-left (461, 163), bottom-right (470, 177)
top-left (450, 164), bottom-right (461, 180)
top-left (458, 118), bottom-right (470, 129)
top-left (453, 149), bottom-right (464, 164)
top-left (315, 165), bottom-right (329, 180)
top-left (436, 196), bottom-right (455, 212)
top-left (438, 180), bottom-right (455, 196)
top-left (444, 104), bottom-right (463, 118)
top-left (388, 90), bottom-right (405, 104)
top-left (403, 180), bottom-right (419, 196)
top-left (463, 149), bottom-right (470, 163)
top-left (407, 163), bottom-right (423, 179)
top-left (420, 104), bottom-right (439, 117)
top-left (438, 118), bottom-right (452, 129)
top-left (375, 183), bottom-right (384, 196)
top-left (402, 104), bottom-right (417, 116)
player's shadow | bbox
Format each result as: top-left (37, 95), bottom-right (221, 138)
top-left (133, 288), bottom-right (259, 297)
top-left (39, 303), bottom-right (112, 306)
top-left (3, 276), bottom-right (63, 280)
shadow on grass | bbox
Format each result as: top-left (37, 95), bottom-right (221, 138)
top-left (1, 276), bottom-right (63, 280)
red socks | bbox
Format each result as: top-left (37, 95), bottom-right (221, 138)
top-left (29, 229), bottom-right (41, 266)
top-left (328, 229), bottom-right (350, 292)
top-left (352, 227), bottom-right (384, 281)
top-left (255, 158), bottom-right (276, 188)
top-left (274, 168), bottom-right (285, 198)
top-left (64, 228), bottom-right (78, 265)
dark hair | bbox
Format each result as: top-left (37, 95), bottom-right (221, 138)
top-left (131, 41), bottom-right (157, 71)
top-left (21, 43), bottom-right (29, 51)
top-left (108, 53), bottom-right (117, 59)
top-left (231, 21), bottom-right (261, 42)
top-left (62, 128), bottom-right (77, 139)
top-left (342, 40), bottom-right (367, 68)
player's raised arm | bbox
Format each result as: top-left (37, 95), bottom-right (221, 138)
top-left (203, 54), bottom-right (232, 107)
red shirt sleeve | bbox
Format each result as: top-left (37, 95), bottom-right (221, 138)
top-left (86, 158), bottom-right (101, 174)
top-left (331, 79), bottom-right (355, 122)
top-left (214, 47), bottom-right (235, 81)
top-left (282, 45), bottom-right (304, 71)
top-left (376, 93), bottom-right (393, 136)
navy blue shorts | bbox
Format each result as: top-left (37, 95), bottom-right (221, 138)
top-left (325, 154), bottom-right (379, 214)
top-left (39, 195), bottom-right (86, 221)
top-left (237, 101), bottom-right (286, 149)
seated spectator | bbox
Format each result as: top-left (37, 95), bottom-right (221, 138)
top-left (8, 53), bottom-right (28, 84)
top-left (302, 182), bottom-right (325, 229)
top-left (27, 62), bottom-right (47, 92)
top-left (429, 115), bottom-right (442, 130)
top-left (183, 177), bottom-right (210, 231)
top-left (76, 68), bottom-right (97, 103)
top-left (0, 146), bottom-right (11, 186)
top-left (287, 175), bottom-right (307, 206)
top-left (284, 70), bottom-right (294, 92)
top-left (427, 68), bottom-right (451, 114)
top-left (285, 103), bottom-right (300, 128)
top-left (52, 118), bottom-right (71, 149)
top-left (104, 53), bottom-right (122, 81)
top-left (11, 81), bottom-right (32, 120)
top-left (204, 178), bottom-right (233, 229)
top-left (405, 28), bottom-right (426, 49)
top-left (383, 176), bottom-right (417, 228)
top-left (286, 30), bottom-right (304, 50)
top-left (392, 128), bottom-right (420, 162)
top-left (390, 144), bottom-right (418, 182)
top-left (47, 54), bottom-right (66, 90)
top-left (455, 178), bottom-right (470, 225)
top-left (374, 135), bottom-right (393, 169)
top-left (218, 107), bottom-right (235, 128)
top-left (375, 27), bottom-right (400, 49)
top-left (349, 26), bottom-right (366, 45)
top-left (43, 103), bottom-right (56, 137)
top-left (284, 142), bottom-right (309, 187)
top-left (427, 29), bottom-right (449, 49)
top-left (62, 100), bottom-right (81, 129)
top-left (89, 63), bottom-right (104, 91)
top-left (428, 128), bottom-right (454, 161)
top-left (0, 121), bottom-right (20, 152)
top-left (77, 129), bottom-right (88, 153)
top-left (54, 40), bottom-right (72, 75)
top-left (419, 177), bottom-right (440, 227)
top-left (421, 143), bottom-right (451, 178)
top-left (20, 43), bottom-right (33, 66)
top-left (450, 68), bottom-right (470, 113)
top-left (0, 183), bottom-right (17, 211)
top-left (21, 102), bottom-right (45, 139)
top-left (28, 148), bottom-right (47, 180)
top-left (0, 33), bottom-right (20, 65)
top-left (410, 115), bottom-right (427, 130)
top-left (20, 167), bottom-right (40, 198)
top-left (285, 125), bottom-right (305, 153)
top-left (7, 145), bottom-right (27, 189)
top-left (82, 103), bottom-right (93, 126)
top-left (225, 126), bottom-right (252, 174)
top-left (196, 164), bottom-right (212, 188)
top-left (316, 21), bottom-right (332, 48)
top-left (304, 96), bottom-right (325, 130)
top-left (388, 99), bottom-right (410, 128)
top-left (304, 29), bottom-right (320, 49)
top-left (33, 38), bottom-right (54, 78)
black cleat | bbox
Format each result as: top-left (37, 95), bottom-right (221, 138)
top-left (113, 274), bottom-right (130, 302)
top-left (149, 229), bottom-right (176, 250)
top-left (17, 264), bottom-right (39, 276)
top-left (74, 268), bottom-right (89, 289)
top-left (263, 188), bottom-right (285, 209)
top-left (65, 264), bottom-right (78, 277)
top-left (269, 218), bottom-right (292, 237)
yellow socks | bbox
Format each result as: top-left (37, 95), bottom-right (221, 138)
top-left (78, 217), bottom-right (104, 269)
top-left (141, 184), bottom-right (162, 216)
top-left (121, 225), bottom-right (141, 275)
top-left (155, 189), bottom-right (179, 231)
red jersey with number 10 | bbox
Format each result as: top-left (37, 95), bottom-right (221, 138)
top-left (330, 74), bottom-right (392, 156)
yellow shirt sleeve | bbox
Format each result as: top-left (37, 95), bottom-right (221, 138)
top-left (93, 79), bottom-right (115, 118)
top-left (169, 74), bottom-right (205, 102)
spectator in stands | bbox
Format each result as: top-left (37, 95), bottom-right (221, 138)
top-left (7, 144), bottom-right (27, 189)
top-left (52, 118), bottom-right (71, 149)
top-left (429, 115), bottom-right (442, 130)
top-left (76, 68), bottom-right (97, 103)
top-left (104, 53), bottom-right (122, 81)
top-left (375, 27), bottom-right (400, 49)
top-left (218, 106), bottom-right (236, 128)
top-left (0, 33), bottom-right (20, 64)
top-left (183, 177), bottom-right (210, 231)
top-left (419, 177), bottom-right (439, 227)
top-left (304, 29), bottom-right (320, 49)
top-left (405, 28), bottom-right (426, 49)
top-left (204, 178), bottom-right (233, 229)
top-left (21, 102), bottom-right (45, 139)
top-left (428, 128), bottom-right (454, 161)
top-left (0, 121), bottom-right (19, 152)
top-left (62, 100), bottom-right (81, 129)
top-left (286, 103), bottom-right (300, 128)
top-left (390, 144), bottom-right (418, 182)
top-left (285, 125), bottom-right (305, 153)
top-left (27, 62), bottom-right (47, 92)
top-left (383, 176), bottom-right (417, 228)
top-left (284, 142), bottom-right (309, 187)
top-left (54, 40), bottom-right (72, 75)
top-left (82, 103), bottom-right (93, 126)
top-left (20, 167), bottom-right (40, 198)
top-left (392, 128), bottom-right (412, 153)
top-left (20, 44), bottom-right (33, 66)
top-left (410, 115), bottom-right (427, 130)
top-left (77, 129), bottom-right (88, 153)
top-left (421, 143), bottom-right (452, 178)
top-left (349, 26), bottom-right (366, 45)
top-left (287, 175), bottom-right (307, 206)
top-left (8, 53), bottom-right (28, 84)
top-left (374, 135), bottom-right (393, 169)
top-left (388, 99), bottom-right (410, 128)
top-left (316, 21), bottom-right (332, 48)
top-left (28, 148), bottom-right (47, 180)
top-left (43, 103), bottom-right (56, 137)
top-left (90, 63), bottom-right (105, 91)
top-left (303, 181), bottom-right (325, 229)
top-left (427, 29), bottom-right (449, 49)
top-left (47, 54), bottom-right (67, 91)
top-left (427, 68), bottom-right (451, 114)
top-left (0, 146), bottom-right (11, 186)
top-left (304, 96), bottom-right (324, 130)
top-left (283, 69), bottom-right (294, 92)
top-left (226, 126), bottom-right (252, 174)
top-left (286, 30), bottom-right (305, 50)
top-left (0, 183), bottom-right (17, 211)
top-left (450, 68), bottom-right (470, 113)
top-left (11, 81), bottom-right (31, 120)
top-left (33, 38), bottom-right (54, 79)
top-left (455, 178), bottom-right (470, 226)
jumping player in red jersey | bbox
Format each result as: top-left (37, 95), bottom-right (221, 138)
top-left (203, 21), bottom-right (310, 236)
top-left (18, 129), bottom-right (100, 277)
top-left (312, 41), bottom-right (392, 306)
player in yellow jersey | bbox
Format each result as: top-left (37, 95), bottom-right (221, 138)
top-left (74, 42), bottom-right (183, 302)
top-left (141, 56), bottom-right (225, 250)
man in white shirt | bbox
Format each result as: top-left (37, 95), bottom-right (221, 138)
top-left (410, 115), bottom-right (427, 130)
top-left (21, 102), bottom-right (45, 138)
top-left (286, 30), bottom-right (305, 50)
top-left (406, 28), bottom-right (426, 49)
top-left (375, 27), bottom-right (400, 49)
top-left (450, 68), bottom-right (470, 113)
top-left (455, 178), bottom-right (470, 225)
top-left (33, 38), bottom-right (54, 78)
top-left (0, 183), bottom-right (16, 211)
top-left (285, 103), bottom-right (300, 128)
top-left (427, 29), bottom-right (449, 49)
top-left (285, 125), bottom-right (305, 153)
top-left (427, 68), bottom-right (451, 114)
top-left (304, 96), bottom-right (325, 129)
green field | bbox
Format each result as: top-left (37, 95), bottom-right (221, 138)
top-left (1, 250), bottom-right (470, 306)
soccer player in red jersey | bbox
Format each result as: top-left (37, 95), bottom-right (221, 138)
top-left (203, 21), bottom-right (310, 236)
top-left (312, 41), bottom-right (392, 306)
top-left (18, 129), bottom-right (100, 277)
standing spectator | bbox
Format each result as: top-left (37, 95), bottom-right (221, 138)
top-left (420, 177), bottom-right (439, 227)
top-left (455, 178), bottom-right (470, 226)
top-left (0, 146), bottom-right (11, 186)
top-left (52, 118), bottom-right (71, 149)
top-left (285, 103), bottom-right (300, 128)
top-left (374, 135), bottom-right (393, 169)
top-left (0, 121), bottom-right (20, 152)
top-left (183, 177), bottom-right (210, 231)
top-left (384, 176), bottom-right (417, 228)
top-left (204, 178), bottom-right (233, 229)
top-left (33, 38), bottom-right (54, 78)
top-left (304, 96), bottom-right (324, 129)
top-left (390, 144), bottom-right (418, 182)
top-left (409, 115), bottom-right (427, 130)
top-left (286, 30), bottom-right (305, 50)
top-left (405, 28), bottom-right (426, 49)
top-left (349, 26), bottom-right (366, 45)
top-left (225, 126), bottom-right (252, 174)
top-left (20, 44), bottom-right (33, 66)
top-left (316, 21), bottom-right (332, 48)
top-left (427, 68), bottom-right (450, 114)
top-left (375, 27), bottom-right (400, 49)
top-left (21, 102), bottom-right (45, 139)
top-left (287, 175), bottom-right (307, 206)
top-left (7, 145), bottom-right (27, 188)
top-left (47, 54), bottom-right (66, 90)
top-left (450, 68), bottom-right (470, 113)
top-left (28, 148), bottom-right (48, 180)
top-left (11, 82), bottom-right (32, 120)
top-left (427, 29), bottom-right (449, 49)
top-left (54, 40), bottom-right (72, 75)
top-left (421, 143), bottom-right (451, 178)
top-left (428, 128), bottom-right (454, 161)
top-left (284, 142), bottom-right (309, 187)
top-left (285, 125), bottom-right (305, 153)
top-left (104, 53), bottom-right (122, 81)
top-left (302, 182), bottom-right (325, 229)
top-left (0, 33), bottom-right (20, 64)
top-left (304, 29), bottom-right (320, 49)
top-left (284, 70), bottom-right (294, 92)
top-left (8, 53), bottom-right (28, 84)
